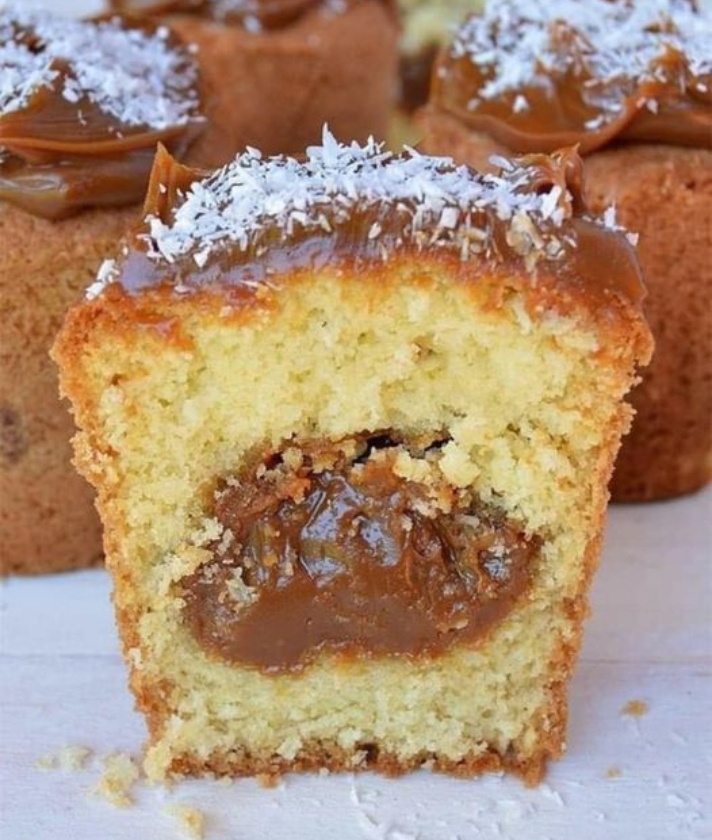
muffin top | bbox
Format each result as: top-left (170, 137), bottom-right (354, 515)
top-left (90, 129), bottom-right (644, 307)
top-left (0, 2), bottom-right (203, 219)
top-left (430, 0), bottom-right (712, 154)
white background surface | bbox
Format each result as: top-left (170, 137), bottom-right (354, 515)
top-left (2, 1), bottom-right (711, 838)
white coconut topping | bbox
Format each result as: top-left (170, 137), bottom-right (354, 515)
top-left (0, 2), bottom-right (200, 129)
top-left (140, 127), bottom-right (589, 271)
top-left (451, 0), bottom-right (712, 110)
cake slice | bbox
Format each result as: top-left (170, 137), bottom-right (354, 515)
top-left (53, 134), bottom-right (652, 783)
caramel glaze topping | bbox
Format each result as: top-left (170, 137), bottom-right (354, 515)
top-left (0, 10), bottom-right (203, 220)
top-left (182, 435), bottom-right (539, 672)
top-left (108, 0), bottom-right (395, 29)
top-left (93, 139), bottom-right (645, 308)
top-left (432, 1), bottom-right (712, 155)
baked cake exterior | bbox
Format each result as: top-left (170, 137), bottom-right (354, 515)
top-left (0, 4), bottom-right (203, 573)
top-left (109, 0), bottom-right (399, 165)
top-left (419, 0), bottom-right (712, 502)
top-left (54, 134), bottom-right (651, 783)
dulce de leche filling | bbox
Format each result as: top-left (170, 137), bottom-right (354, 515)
top-left (432, 1), bottom-right (712, 155)
top-left (182, 435), bottom-right (539, 672)
top-left (0, 9), bottom-right (202, 219)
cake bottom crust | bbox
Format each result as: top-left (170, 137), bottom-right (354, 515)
top-left (167, 739), bottom-right (554, 787)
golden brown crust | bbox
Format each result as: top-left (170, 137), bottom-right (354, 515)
top-left (166, 738), bottom-right (552, 786)
top-left (0, 201), bottom-right (137, 574)
top-left (173, 1), bottom-right (399, 167)
top-left (585, 145), bottom-right (712, 501)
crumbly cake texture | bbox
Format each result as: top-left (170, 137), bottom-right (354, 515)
top-left (54, 136), bottom-right (651, 784)
top-left (0, 2), bottom-right (200, 131)
top-left (419, 0), bottom-right (712, 502)
top-left (151, 0), bottom-right (397, 165)
top-left (448, 0), bottom-right (711, 123)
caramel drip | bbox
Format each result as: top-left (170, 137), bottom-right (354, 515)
top-left (182, 437), bottom-right (538, 672)
top-left (432, 29), bottom-right (712, 154)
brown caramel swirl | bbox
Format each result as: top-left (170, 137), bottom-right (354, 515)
top-left (109, 0), bottom-right (383, 28)
top-left (91, 138), bottom-right (645, 306)
top-left (432, 0), bottom-right (712, 155)
top-left (182, 435), bottom-right (538, 671)
top-left (0, 6), bottom-right (203, 219)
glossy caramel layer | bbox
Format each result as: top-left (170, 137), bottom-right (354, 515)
top-left (0, 12), bottom-right (202, 219)
top-left (183, 436), bottom-right (537, 671)
top-left (431, 3), bottom-right (712, 155)
top-left (102, 143), bottom-right (645, 310)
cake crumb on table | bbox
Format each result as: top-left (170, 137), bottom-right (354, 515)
top-left (621, 700), bottom-right (649, 717)
top-left (256, 771), bottom-right (282, 789)
top-left (606, 766), bottom-right (622, 779)
top-left (92, 752), bottom-right (140, 808)
top-left (165, 803), bottom-right (206, 839)
top-left (36, 745), bottom-right (92, 772)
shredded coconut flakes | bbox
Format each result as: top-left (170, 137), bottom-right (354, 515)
top-left (139, 127), bottom-right (587, 274)
top-left (451, 0), bottom-right (711, 111)
top-left (0, 2), bottom-right (200, 129)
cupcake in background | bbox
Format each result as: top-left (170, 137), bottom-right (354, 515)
top-left (108, 0), bottom-right (400, 164)
top-left (0, 3), bottom-right (205, 573)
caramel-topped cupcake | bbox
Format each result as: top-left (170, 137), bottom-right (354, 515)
top-left (109, 0), bottom-right (399, 165)
top-left (420, 0), bottom-right (712, 502)
top-left (54, 135), bottom-right (650, 782)
top-left (0, 3), bottom-right (204, 574)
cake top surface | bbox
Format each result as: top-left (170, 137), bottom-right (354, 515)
top-left (0, 2), bottom-right (203, 219)
top-left (90, 129), bottom-right (644, 305)
top-left (432, 0), bottom-right (712, 154)
top-left (0, 2), bottom-right (200, 130)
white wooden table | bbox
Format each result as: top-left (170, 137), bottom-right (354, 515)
top-left (2, 488), bottom-right (710, 840)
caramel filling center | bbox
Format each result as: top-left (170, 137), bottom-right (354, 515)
top-left (183, 436), bottom-right (538, 672)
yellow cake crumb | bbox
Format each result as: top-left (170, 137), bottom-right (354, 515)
top-left (256, 772), bottom-right (282, 789)
top-left (165, 803), bottom-right (205, 838)
top-left (606, 765), bottom-right (622, 779)
top-left (621, 700), bottom-right (649, 718)
top-left (36, 745), bottom-right (92, 772)
top-left (92, 752), bottom-right (140, 807)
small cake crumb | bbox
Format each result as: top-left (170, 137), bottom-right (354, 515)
top-left (165, 803), bottom-right (205, 839)
top-left (256, 771), bottom-right (282, 789)
top-left (606, 766), bottom-right (622, 779)
top-left (621, 700), bottom-right (649, 717)
top-left (36, 745), bottom-right (92, 772)
top-left (92, 752), bottom-right (140, 808)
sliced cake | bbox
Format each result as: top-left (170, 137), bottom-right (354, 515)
top-left (53, 134), bottom-right (652, 782)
